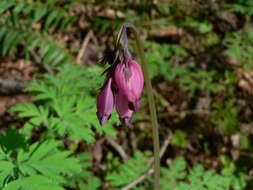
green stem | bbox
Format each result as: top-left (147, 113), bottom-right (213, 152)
top-left (123, 23), bottom-right (160, 190)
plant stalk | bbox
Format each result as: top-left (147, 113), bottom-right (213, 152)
top-left (123, 23), bottom-right (160, 190)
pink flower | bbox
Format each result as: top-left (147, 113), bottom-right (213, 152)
top-left (115, 92), bottom-right (134, 126)
top-left (97, 24), bottom-right (144, 126)
top-left (96, 77), bottom-right (114, 126)
top-left (114, 60), bottom-right (144, 111)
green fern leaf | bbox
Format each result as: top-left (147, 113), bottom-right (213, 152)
top-left (0, 22), bottom-right (75, 65)
top-left (16, 140), bottom-right (82, 184)
top-left (3, 175), bottom-right (64, 190)
top-left (0, 161), bottom-right (14, 186)
top-left (10, 103), bottom-right (49, 126)
top-left (160, 157), bottom-right (246, 190)
top-left (80, 178), bottom-right (101, 190)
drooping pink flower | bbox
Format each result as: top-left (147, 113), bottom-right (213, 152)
top-left (115, 91), bottom-right (133, 126)
top-left (96, 77), bottom-right (114, 126)
top-left (97, 24), bottom-right (145, 126)
top-left (114, 60), bottom-right (144, 111)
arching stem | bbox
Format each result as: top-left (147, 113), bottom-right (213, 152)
top-left (120, 23), bottom-right (160, 190)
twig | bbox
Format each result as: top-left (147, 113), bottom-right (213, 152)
top-left (77, 30), bottom-right (93, 64)
top-left (147, 130), bottom-right (172, 165)
top-left (29, 48), bottom-right (53, 73)
top-left (120, 130), bottom-right (172, 190)
top-left (158, 109), bottom-right (210, 118)
top-left (159, 130), bottom-right (172, 158)
top-left (121, 167), bottom-right (154, 190)
top-left (105, 135), bottom-right (129, 160)
top-left (0, 78), bottom-right (26, 95)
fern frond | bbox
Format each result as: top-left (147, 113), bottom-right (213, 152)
top-left (0, 129), bottom-right (96, 190)
top-left (0, 0), bottom-right (76, 30)
top-left (0, 22), bottom-right (75, 65)
top-left (160, 157), bottom-right (247, 190)
top-left (3, 175), bottom-right (64, 190)
top-left (16, 140), bottom-right (82, 183)
top-left (10, 103), bottom-right (49, 126)
top-left (10, 64), bottom-right (118, 141)
top-left (67, 153), bottom-right (101, 190)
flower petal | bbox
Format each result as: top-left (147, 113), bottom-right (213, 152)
top-left (115, 91), bottom-right (133, 126)
top-left (96, 77), bottom-right (114, 126)
top-left (114, 60), bottom-right (144, 109)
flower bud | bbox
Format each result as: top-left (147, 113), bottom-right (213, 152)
top-left (114, 60), bottom-right (144, 111)
top-left (115, 92), bottom-right (133, 126)
top-left (96, 77), bottom-right (114, 126)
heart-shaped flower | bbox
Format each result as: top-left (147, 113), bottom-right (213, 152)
top-left (114, 60), bottom-right (144, 111)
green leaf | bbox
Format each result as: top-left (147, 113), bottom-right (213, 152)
top-left (0, 128), bottom-right (26, 152)
top-left (80, 178), bottom-right (101, 190)
top-left (17, 140), bottom-right (82, 184)
top-left (10, 103), bottom-right (49, 126)
top-left (0, 1), bottom-right (14, 14)
top-left (160, 157), bottom-right (246, 190)
top-left (3, 175), bottom-right (64, 190)
top-left (171, 130), bottom-right (189, 148)
top-left (0, 161), bottom-right (14, 186)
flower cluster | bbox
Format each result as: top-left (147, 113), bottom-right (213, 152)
top-left (96, 59), bottom-right (144, 126)
top-left (96, 26), bottom-right (144, 126)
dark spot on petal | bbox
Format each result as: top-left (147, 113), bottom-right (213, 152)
top-left (113, 86), bottom-right (119, 93)
top-left (128, 102), bottom-right (136, 111)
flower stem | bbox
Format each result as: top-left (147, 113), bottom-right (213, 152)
top-left (122, 23), bottom-right (160, 190)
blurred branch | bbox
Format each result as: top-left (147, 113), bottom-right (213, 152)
top-left (77, 30), bottom-right (93, 64)
top-left (0, 78), bottom-right (26, 95)
top-left (120, 130), bottom-right (172, 190)
top-left (105, 135), bottom-right (129, 160)
top-left (158, 109), bottom-right (209, 119)
top-left (121, 167), bottom-right (154, 190)
top-left (29, 48), bottom-right (53, 73)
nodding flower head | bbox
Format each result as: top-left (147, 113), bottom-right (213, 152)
top-left (96, 77), bottom-right (114, 126)
top-left (114, 60), bottom-right (144, 111)
top-left (96, 24), bottom-right (144, 126)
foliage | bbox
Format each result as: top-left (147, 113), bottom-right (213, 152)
top-left (146, 42), bottom-right (187, 78)
top-left (171, 130), bottom-right (189, 148)
top-left (105, 155), bottom-right (247, 190)
top-left (3, 175), bottom-right (64, 190)
top-left (229, 0), bottom-right (253, 16)
top-left (0, 129), bottom-right (82, 190)
top-left (67, 153), bottom-right (101, 190)
top-left (224, 29), bottom-right (253, 71)
top-left (145, 41), bottom-right (218, 94)
top-left (160, 157), bottom-right (246, 190)
top-left (211, 99), bottom-right (239, 134)
top-left (0, 0), bottom-right (77, 66)
top-left (106, 151), bottom-right (150, 187)
top-left (10, 64), bottom-right (118, 142)
top-left (0, 0), bottom-right (253, 189)
top-left (184, 19), bottom-right (213, 34)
